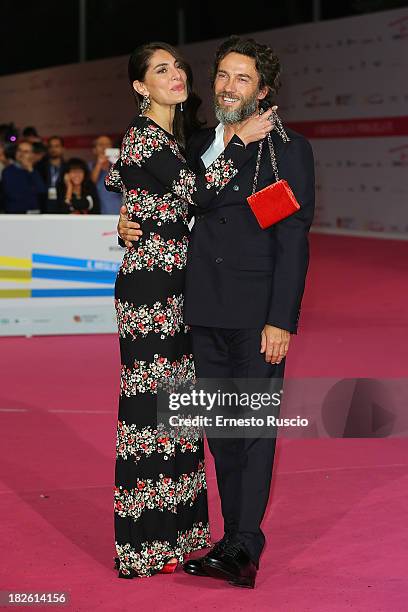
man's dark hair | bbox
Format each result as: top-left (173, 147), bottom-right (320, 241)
top-left (48, 135), bottom-right (64, 146)
top-left (211, 36), bottom-right (281, 108)
top-left (22, 126), bottom-right (39, 138)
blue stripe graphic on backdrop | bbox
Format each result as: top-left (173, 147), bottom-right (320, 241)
top-left (32, 288), bottom-right (114, 297)
top-left (32, 253), bottom-right (120, 272)
top-left (32, 268), bottom-right (116, 284)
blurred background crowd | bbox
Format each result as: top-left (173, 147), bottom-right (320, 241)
top-left (0, 122), bottom-right (122, 215)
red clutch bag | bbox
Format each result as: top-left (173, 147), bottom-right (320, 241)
top-left (247, 114), bottom-right (300, 229)
top-left (247, 179), bottom-right (300, 229)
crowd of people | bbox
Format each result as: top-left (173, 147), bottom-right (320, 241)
top-left (0, 125), bottom-right (123, 215)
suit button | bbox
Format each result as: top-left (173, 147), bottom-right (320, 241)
top-left (196, 215), bottom-right (203, 221)
top-left (215, 257), bottom-right (223, 264)
top-left (219, 217), bottom-right (227, 224)
top-left (233, 184), bottom-right (240, 191)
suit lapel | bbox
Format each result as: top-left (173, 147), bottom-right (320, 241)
top-left (197, 129), bottom-right (216, 171)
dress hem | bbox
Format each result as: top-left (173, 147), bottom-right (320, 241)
top-left (114, 530), bottom-right (212, 579)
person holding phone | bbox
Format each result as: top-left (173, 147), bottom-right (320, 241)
top-left (89, 135), bottom-right (123, 214)
top-left (59, 158), bottom-right (100, 214)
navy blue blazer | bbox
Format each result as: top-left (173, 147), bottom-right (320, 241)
top-left (183, 126), bottom-right (315, 333)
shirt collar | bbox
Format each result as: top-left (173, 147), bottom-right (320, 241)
top-left (214, 122), bottom-right (224, 141)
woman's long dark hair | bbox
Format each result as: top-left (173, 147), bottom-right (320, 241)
top-left (61, 158), bottom-right (94, 196)
top-left (128, 42), bottom-right (205, 148)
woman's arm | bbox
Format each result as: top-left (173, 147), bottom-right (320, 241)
top-left (105, 161), bottom-right (123, 193)
top-left (120, 122), bottom-right (253, 207)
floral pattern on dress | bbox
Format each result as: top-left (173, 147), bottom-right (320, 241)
top-left (120, 352), bottom-right (195, 396)
top-left (121, 123), bottom-right (184, 167)
top-left (114, 460), bottom-right (207, 522)
top-left (204, 155), bottom-right (239, 194)
top-left (125, 187), bottom-right (189, 227)
top-left (115, 521), bottom-right (211, 577)
top-left (170, 155), bottom-right (238, 205)
top-left (120, 233), bottom-right (188, 275)
top-left (104, 165), bottom-right (123, 192)
top-left (116, 420), bottom-right (202, 462)
top-left (115, 294), bottom-right (187, 340)
top-left (171, 168), bottom-right (197, 205)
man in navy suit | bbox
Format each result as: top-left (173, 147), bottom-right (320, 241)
top-left (117, 36), bottom-right (315, 588)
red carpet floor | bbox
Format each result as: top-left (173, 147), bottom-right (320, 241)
top-left (0, 234), bottom-right (407, 611)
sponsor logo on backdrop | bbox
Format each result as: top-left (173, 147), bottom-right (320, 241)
top-left (365, 221), bottom-right (385, 232)
top-left (389, 144), bottom-right (408, 166)
top-left (336, 217), bottom-right (356, 230)
top-left (366, 93), bottom-right (384, 105)
top-left (389, 15), bottom-right (408, 39)
top-left (335, 94), bottom-right (354, 106)
top-left (302, 86), bottom-right (331, 108)
top-left (73, 314), bottom-right (106, 324)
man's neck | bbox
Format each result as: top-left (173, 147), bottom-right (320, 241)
top-left (49, 158), bottom-right (61, 166)
top-left (144, 104), bottom-right (175, 136)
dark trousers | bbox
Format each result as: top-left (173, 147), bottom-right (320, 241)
top-left (191, 325), bottom-right (285, 566)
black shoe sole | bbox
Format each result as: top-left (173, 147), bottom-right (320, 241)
top-left (228, 577), bottom-right (255, 589)
top-left (203, 560), bottom-right (255, 588)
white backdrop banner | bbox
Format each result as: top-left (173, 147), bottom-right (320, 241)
top-left (0, 216), bottom-right (122, 336)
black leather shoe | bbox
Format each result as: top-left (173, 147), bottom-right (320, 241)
top-left (202, 543), bottom-right (257, 589)
top-left (183, 535), bottom-right (232, 577)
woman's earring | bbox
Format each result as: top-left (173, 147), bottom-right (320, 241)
top-left (140, 94), bottom-right (151, 114)
top-left (180, 102), bottom-right (184, 112)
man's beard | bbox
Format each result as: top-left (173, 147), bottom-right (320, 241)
top-left (214, 90), bottom-right (259, 124)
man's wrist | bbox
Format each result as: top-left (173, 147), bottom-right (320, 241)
top-left (233, 132), bottom-right (248, 148)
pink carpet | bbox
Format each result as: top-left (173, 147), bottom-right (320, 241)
top-left (0, 233), bottom-right (407, 611)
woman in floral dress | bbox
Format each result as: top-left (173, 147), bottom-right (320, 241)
top-left (105, 41), bottom-right (271, 578)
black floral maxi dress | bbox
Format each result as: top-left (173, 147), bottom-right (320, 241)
top-left (105, 114), bottom-right (252, 578)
